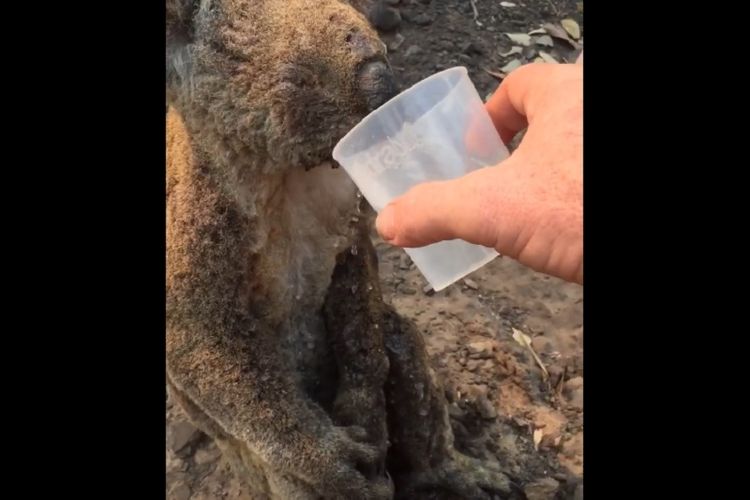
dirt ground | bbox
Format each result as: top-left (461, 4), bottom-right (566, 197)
top-left (166, 1), bottom-right (583, 499)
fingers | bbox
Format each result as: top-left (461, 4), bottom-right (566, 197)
top-left (376, 166), bottom-right (506, 249)
top-left (484, 63), bottom-right (564, 143)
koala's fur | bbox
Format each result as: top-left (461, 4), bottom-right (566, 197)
top-left (166, 1), bottom-right (511, 498)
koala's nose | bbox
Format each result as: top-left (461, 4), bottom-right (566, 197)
top-left (357, 60), bottom-right (398, 112)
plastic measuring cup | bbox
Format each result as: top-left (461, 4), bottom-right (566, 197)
top-left (333, 66), bottom-right (510, 291)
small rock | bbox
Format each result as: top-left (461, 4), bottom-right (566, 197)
top-left (564, 376), bottom-right (584, 392)
top-left (463, 278), bottom-right (479, 290)
top-left (467, 339), bottom-right (496, 357)
top-left (466, 359), bottom-right (481, 372)
top-left (404, 44), bottom-right (422, 58)
top-left (399, 254), bottom-right (412, 270)
top-left (387, 32), bottom-right (405, 51)
top-left (476, 395), bottom-right (497, 420)
top-left (194, 445), bottom-right (222, 465)
top-left (168, 421), bottom-right (201, 454)
top-left (524, 478), bottom-right (560, 500)
top-left (369, 4), bottom-right (401, 32)
top-left (460, 41), bottom-right (484, 55)
top-left (412, 13), bottom-right (434, 26)
top-left (530, 336), bottom-right (552, 354)
top-left (168, 481), bottom-right (191, 500)
top-left (422, 284), bottom-right (435, 296)
top-left (166, 452), bottom-right (184, 472)
top-left (401, 286), bottom-right (417, 295)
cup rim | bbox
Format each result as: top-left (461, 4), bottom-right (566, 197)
top-left (333, 66), bottom-right (469, 160)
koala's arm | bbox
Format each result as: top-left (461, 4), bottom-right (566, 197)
top-left (167, 323), bottom-right (386, 497)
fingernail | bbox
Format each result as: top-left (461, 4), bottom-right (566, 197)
top-left (376, 207), bottom-right (396, 242)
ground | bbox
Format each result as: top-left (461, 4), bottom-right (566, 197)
top-left (166, 1), bottom-right (583, 498)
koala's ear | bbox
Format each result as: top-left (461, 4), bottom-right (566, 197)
top-left (167, 0), bottom-right (197, 89)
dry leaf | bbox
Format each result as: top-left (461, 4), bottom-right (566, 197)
top-left (561, 19), bottom-right (581, 39)
top-left (542, 22), bottom-right (579, 47)
top-left (500, 59), bottom-right (523, 73)
top-left (505, 33), bottom-right (531, 46)
top-left (500, 1), bottom-right (517, 6)
top-left (533, 57), bottom-right (544, 64)
top-left (511, 328), bottom-right (532, 346)
top-left (500, 46), bottom-right (523, 57)
top-left (539, 51), bottom-right (558, 63)
top-left (534, 35), bottom-right (554, 47)
top-left (511, 328), bottom-right (550, 380)
top-left (533, 428), bottom-right (544, 450)
top-left (528, 27), bottom-right (547, 35)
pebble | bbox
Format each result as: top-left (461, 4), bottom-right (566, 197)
top-left (524, 478), bottom-right (560, 500)
top-left (412, 13), bottom-right (434, 26)
top-left (405, 45), bottom-right (422, 58)
top-left (194, 445), bottom-right (222, 465)
top-left (476, 395), bottom-right (497, 420)
top-left (369, 4), bottom-right (401, 32)
top-left (464, 278), bottom-right (479, 290)
top-left (168, 481), bottom-right (191, 500)
top-left (168, 421), bottom-right (201, 454)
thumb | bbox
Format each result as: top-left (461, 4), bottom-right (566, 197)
top-left (375, 165), bottom-right (513, 249)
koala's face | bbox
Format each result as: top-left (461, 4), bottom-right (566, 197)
top-left (167, 0), bottom-right (396, 169)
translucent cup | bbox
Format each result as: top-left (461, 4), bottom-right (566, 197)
top-left (333, 67), bottom-right (509, 291)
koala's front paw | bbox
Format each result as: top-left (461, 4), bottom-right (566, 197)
top-left (312, 425), bottom-right (393, 500)
top-left (402, 452), bottom-right (514, 500)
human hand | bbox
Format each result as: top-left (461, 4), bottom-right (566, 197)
top-left (375, 62), bottom-right (583, 284)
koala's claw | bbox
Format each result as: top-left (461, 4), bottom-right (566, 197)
top-left (403, 453), bottom-right (513, 500)
top-left (312, 426), bottom-right (393, 500)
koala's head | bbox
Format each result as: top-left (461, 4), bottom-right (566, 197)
top-left (167, 0), bottom-right (396, 169)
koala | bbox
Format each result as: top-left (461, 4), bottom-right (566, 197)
top-left (166, 1), bottom-right (512, 498)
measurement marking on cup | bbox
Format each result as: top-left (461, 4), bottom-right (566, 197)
top-left (366, 123), bottom-right (445, 176)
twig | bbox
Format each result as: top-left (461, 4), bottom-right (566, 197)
top-left (470, 0), bottom-right (483, 26)
top-left (546, 0), bottom-right (560, 16)
top-left (483, 68), bottom-right (506, 81)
